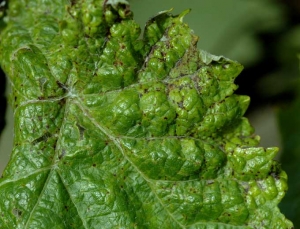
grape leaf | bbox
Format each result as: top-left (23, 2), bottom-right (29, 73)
top-left (0, 0), bottom-right (293, 228)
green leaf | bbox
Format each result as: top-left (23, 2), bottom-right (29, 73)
top-left (0, 0), bottom-right (293, 228)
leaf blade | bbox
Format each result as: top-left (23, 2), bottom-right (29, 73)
top-left (0, 0), bottom-right (293, 228)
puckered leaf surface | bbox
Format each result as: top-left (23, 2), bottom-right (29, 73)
top-left (0, 0), bottom-right (293, 228)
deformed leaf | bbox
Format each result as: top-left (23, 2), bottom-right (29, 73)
top-left (0, 0), bottom-right (293, 228)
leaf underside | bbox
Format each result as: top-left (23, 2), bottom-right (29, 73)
top-left (0, 0), bottom-right (293, 228)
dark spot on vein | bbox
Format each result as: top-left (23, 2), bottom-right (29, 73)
top-left (59, 98), bottom-right (66, 106)
top-left (59, 149), bottom-right (66, 159)
top-left (56, 80), bottom-right (68, 91)
top-left (76, 123), bottom-right (85, 140)
top-left (32, 132), bottom-right (51, 144)
top-left (85, 26), bottom-right (96, 37)
top-left (104, 27), bottom-right (111, 38)
top-left (92, 163), bottom-right (96, 167)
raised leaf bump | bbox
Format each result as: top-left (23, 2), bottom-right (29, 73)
top-left (0, 0), bottom-right (293, 228)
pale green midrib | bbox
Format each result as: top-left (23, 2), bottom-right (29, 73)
top-left (11, 95), bottom-right (68, 116)
top-left (56, 170), bottom-right (89, 229)
top-left (0, 166), bottom-right (51, 188)
top-left (20, 98), bottom-right (88, 228)
top-left (23, 169), bottom-right (55, 229)
top-left (20, 69), bottom-right (67, 227)
top-left (74, 98), bottom-right (186, 228)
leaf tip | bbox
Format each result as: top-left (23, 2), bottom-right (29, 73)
top-left (178, 8), bottom-right (191, 22)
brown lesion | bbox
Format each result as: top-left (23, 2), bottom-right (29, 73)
top-left (56, 80), bottom-right (68, 91)
top-left (70, 0), bottom-right (77, 7)
top-left (58, 149), bottom-right (66, 159)
top-left (12, 208), bottom-right (22, 218)
top-left (76, 123), bottom-right (85, 140)
top-left (32, 132), bottom-right (52, 144)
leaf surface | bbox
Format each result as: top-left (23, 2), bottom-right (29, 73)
top-left (0, 0), bottom-right (293, 228)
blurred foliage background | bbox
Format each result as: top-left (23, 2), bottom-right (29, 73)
top-left (0, 0), bottom-right (299, 226)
